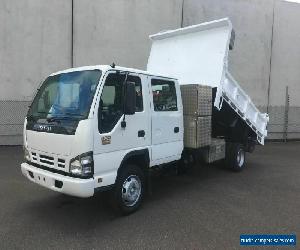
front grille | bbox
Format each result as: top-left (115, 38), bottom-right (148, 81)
top-left (40, 154), bottom-right (54, 165)
top-left (30, 151), bottom-right (66, 169)
top-left (58, 158), bottom-right (65, 168)
top-left (32, 152), bottom-right (37, 161)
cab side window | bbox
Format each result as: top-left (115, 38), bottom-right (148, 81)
top-left (127, 75), bottom-right (143, 112)
top-left (151, 79), bottom-right (178, 111)
top-left (98, 73), bottom-right (143, 133)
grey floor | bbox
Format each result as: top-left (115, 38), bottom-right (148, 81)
top-left (0, 142), bottom-right (299, 250)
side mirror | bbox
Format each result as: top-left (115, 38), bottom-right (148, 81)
top-left (124, 81), bottom-right (136, 115)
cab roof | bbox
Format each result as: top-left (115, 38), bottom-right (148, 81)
top-left (50, 65), bottom-right (177, 80)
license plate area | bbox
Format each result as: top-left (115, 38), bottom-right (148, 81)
top-left (34, 173), bottom-right (53, 187)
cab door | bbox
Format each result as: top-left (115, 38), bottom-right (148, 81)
top-left (150, 77), bottom-right (183, 166)
top-left (93, 71), bottom-right (151, 185)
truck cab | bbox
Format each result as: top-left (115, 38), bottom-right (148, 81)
top-left (21, 65), bottom-right (183, 214)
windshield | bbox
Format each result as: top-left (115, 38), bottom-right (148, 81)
top-left (28, 70), bottom-right (102, 120)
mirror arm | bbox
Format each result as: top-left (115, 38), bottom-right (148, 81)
top-left (121, 72), bottom-right (129, 128)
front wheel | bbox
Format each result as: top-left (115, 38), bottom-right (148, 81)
top-left (225, 143), bottom-right (246, 171)
top-left (112, 164), bottom-right (145, 215)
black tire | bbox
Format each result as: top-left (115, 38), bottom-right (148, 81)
top-left (112, 164), bottom-right (145, 215)
top-left (225, 143), bottom-right (246, 172)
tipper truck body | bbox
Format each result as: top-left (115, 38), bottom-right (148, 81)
top-left (21, 18), bottom-right (268, 214)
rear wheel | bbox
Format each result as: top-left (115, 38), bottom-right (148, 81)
top-left (225, 143), bottom-right (246, 171)
top-left (112, 164), bottom-right (145, 215)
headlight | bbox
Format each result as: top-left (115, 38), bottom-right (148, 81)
top-left (24, 147), bottom-right (30, 162)
top-left (70, 152), bottom-right (94, 177)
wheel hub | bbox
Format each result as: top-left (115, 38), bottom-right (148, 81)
top-left (122, 175), bottom-right (141, 207)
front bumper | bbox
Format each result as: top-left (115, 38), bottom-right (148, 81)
top-left (21, 162), bottom-right (94, 198)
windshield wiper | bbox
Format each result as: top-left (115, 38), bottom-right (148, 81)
top-left (46, 117), bottom-right (62, 123)
top-left (35, 111), bottom-right (84, 123)
top-left (46, 115), bottom-right (83, 123)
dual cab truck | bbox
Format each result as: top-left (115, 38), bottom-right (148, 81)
top-left (21, 18), bottom-right (268, 214)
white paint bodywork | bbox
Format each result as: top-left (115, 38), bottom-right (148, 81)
top-left (21, 65), bottom-right (183, 197)
top-left (21, 18), bottom-right (268, 198)
top-left (21, 162), bottom-right (95, 197)
top-left (147, 19), bottom-right (231, 88)
top-left (147, 18), bottom-right (268, 144)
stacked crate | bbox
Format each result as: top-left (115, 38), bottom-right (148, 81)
top-left (180, 84), bottom-right (212, 149)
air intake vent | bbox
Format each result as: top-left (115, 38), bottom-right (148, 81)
top-left (40, 154), bottom-right (54, 165)
top-left (58, 158), bottom-right (65, 168)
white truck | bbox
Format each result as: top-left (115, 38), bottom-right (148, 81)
top-left (21, 18), bottom-right (268, 214)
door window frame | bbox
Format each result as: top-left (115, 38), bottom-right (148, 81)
top-left (97, 71), bottom-right (144, 134)
top-left (150, 78), bottom-right (178, 112)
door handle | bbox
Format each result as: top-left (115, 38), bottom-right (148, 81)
top-left (174, 127), bottom-right (179, 133)
top-left (138, 130), bottom-right (145, 137)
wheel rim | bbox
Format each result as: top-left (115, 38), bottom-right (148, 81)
top-left (121, 175), bottom-right (142, 207)
top-left (237, 149), bottom-right (245, 168)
